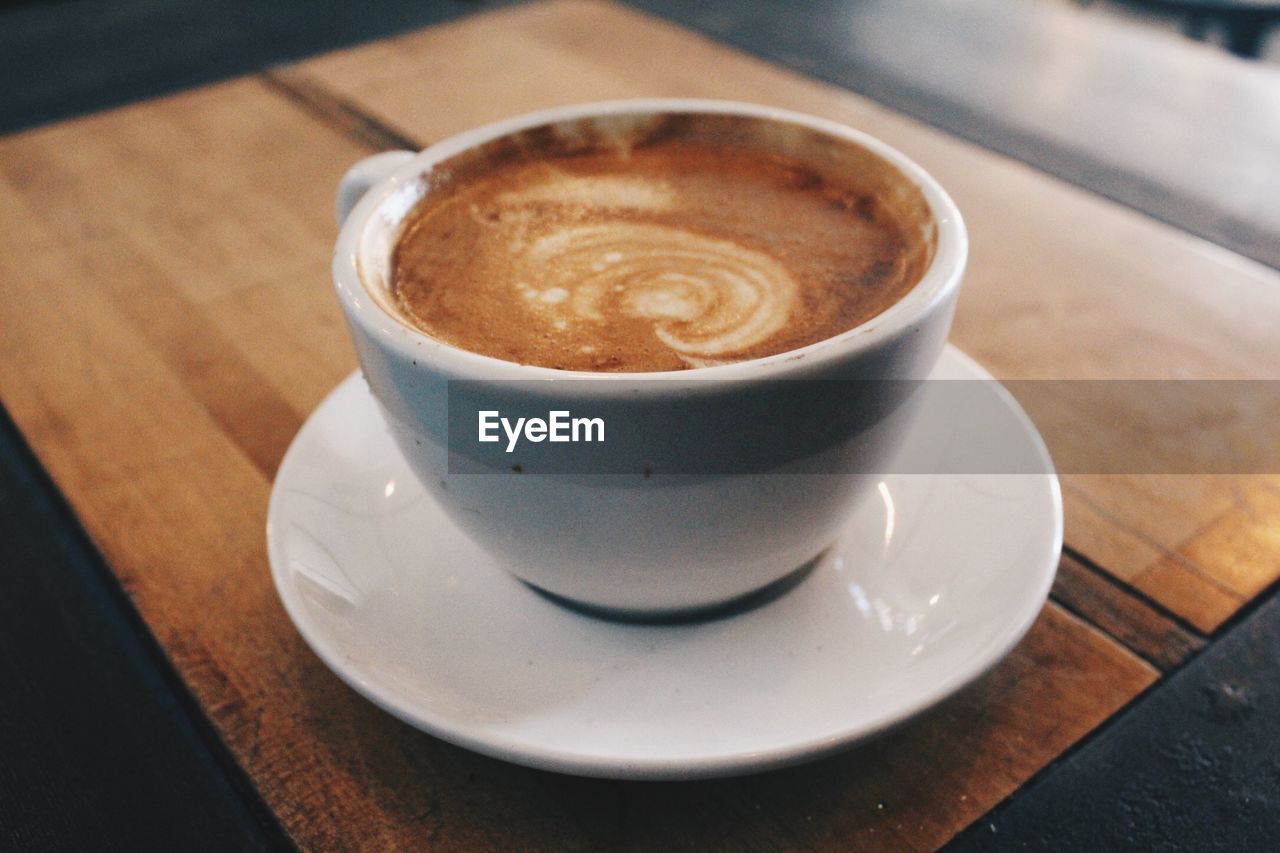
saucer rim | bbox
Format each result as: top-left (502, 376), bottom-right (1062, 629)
top-left (266, 345), bottom-right (1062, 779)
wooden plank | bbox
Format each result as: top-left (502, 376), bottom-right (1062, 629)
top-left (1051, 552), bottom-right (1204, 671)
top-left (0, 79), bottom-right (359, 484)
top-left (288, 0), bottom-right (1280, 632)
top-left (0, 70), bottom-right (1157, 851)
top-left (1133, 477), bottom-right (1280, 632)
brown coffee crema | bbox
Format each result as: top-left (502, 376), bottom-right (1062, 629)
top-left (389, 114), bottom-right (935, 372)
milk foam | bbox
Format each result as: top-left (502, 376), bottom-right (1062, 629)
top-left (523, 223), bottom-right (796, 363)
top-left (493, 175), bottom-right (798, 366)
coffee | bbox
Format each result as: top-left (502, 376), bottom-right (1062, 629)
top-left (389, 114), bottom-right (934, 372)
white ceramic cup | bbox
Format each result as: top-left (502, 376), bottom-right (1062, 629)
top-left (333, 99), bottom-right (966, 616)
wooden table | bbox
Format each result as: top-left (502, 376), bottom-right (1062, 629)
top-left (2, 1), bottom-right (1278, 848)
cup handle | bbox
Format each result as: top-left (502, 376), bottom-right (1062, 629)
top-left (335, 150), bottom-right (416, 227)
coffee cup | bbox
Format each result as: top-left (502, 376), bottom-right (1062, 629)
top-left (333, 99), bottom-right (966, 616)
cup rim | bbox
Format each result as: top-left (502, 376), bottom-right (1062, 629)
top-left (333, 98), bottom-right (967, 387)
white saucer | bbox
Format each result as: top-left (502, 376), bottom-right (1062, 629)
top-left (267, 345), bottom-right (1062, 780)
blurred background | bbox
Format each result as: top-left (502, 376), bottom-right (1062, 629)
top-left (3, 0), bottom-right (1278, 136)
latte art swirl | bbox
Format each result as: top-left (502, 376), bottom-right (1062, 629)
top-left (520, 223), bottom-right (797, 363)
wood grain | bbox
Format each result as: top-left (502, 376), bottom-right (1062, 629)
top-left (288, 0), bottom-right (1280, 633)
top-left (0, 55), bottom-right (1157, 853)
